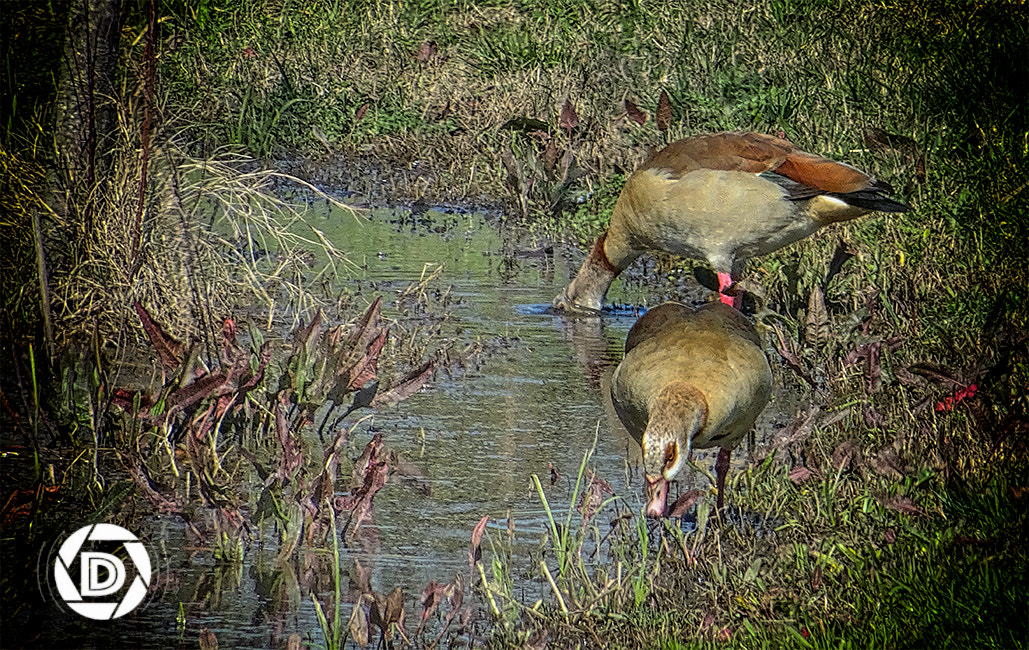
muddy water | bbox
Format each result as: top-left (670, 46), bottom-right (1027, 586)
top-left (20, 204), bottom-right (783, 648)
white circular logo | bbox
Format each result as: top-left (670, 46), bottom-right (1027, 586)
top-left (51, 524), bottom-right (152, 620)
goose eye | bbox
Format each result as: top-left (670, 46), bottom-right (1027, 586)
top-left (663, 443), bottom-right (678, 469)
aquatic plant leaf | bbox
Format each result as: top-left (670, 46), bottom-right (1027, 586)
top-left (418, 581), bottom-right (445, 631)
top-left (369, 591), bottom-right (385, 634)
top-left (656, 89), bottom-right (673, 132)
top-left (349, 596), bottom-right (370, 648)
top-left (384, 587), bottom-right (405, 629)
top-left (559, 98), bottom-right (579, 134)
top-left (371, 360), bottom-right (434, 408)
top-left (448, 573), bottom-right (464, 614)
top-left (133, 301), bottom-right (185, 368)
top-left (468, 515), bottom-right (489, 568)
top-left (110, 388), bottom-right (153, 411)
top-left (349, 432), bottom-right (384, 488)
top-left (274, 395), bottom-right (303, 478)
top-left (163, 371), bottom-right (228, 419)
top-left (625, 99), bottom-right (647, 125)
top-left (239, 342), bottom-right (272, 393)
top-left (346, 328), bottom-right (387, 392)
top-left (198, 628), bottom-right (218, 650)
top-left (118, 450), bottom-right (185, 515)
top-left (286, 634), bottom-right (302, 650)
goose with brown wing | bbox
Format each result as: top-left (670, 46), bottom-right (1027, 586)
top-left (554, 131), bottom-right (911, 311)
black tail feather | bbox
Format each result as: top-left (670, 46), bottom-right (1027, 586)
top-left (830, 189), bottom-right (912, 213)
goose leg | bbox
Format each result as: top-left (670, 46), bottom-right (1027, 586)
top-left (716, 272), bottom-right (741, 309)
top-left (714, 447), bottom-right (731, 512)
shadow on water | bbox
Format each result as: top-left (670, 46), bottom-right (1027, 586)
top-left (11, 203), bottom-right (784, 648)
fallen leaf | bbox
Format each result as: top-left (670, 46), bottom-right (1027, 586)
top-left (872, 448), bottom-right (906, 480)
top-left (832, 438), bottom-right (862, 472)
top-left (877, 494), bottom-right (923, 516)
top-left (862, 402), bottom-right (888, 430)
top-left (625, 99), bottom-right (647, 125)
top-left (788, 465), bottom-right (817, 484)
top-left (199, 628), bottom-right (218, 650)
top-left (656, 90), bottom-right (672, 132)
top-left (413, 40), bottom-right (437, 63)
top-left (699, 610), bottom-right (716, 633)
top-left (804, 285), bottom-right (830, 350)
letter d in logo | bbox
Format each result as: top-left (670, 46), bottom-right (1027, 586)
top-left (80, 552), bottom-right (126, 597)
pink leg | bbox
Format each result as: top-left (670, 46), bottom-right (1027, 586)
top-left (716, 272), bottom-right (741, 309)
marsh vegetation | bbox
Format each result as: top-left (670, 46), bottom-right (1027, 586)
top-left (1, 0), bottom-right (1026, 648)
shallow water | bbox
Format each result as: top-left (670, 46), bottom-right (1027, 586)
top-left (14, 204), bottom-right (784, 648)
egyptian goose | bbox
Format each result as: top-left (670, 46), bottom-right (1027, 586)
top-left (610, 302), bottom-right (772, 517)
top-left (553, 131), bottom-right (912, 311)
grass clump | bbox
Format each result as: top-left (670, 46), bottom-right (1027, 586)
top-left (480, 444), bottom-right (1026, 649)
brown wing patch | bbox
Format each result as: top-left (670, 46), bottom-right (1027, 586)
top-left (774, 150), bottom-right (874, 194)
top-left (642, 131), bottom-right (790, 178)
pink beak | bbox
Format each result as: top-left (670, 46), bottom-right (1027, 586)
top-left (645, 475), bottom-right (669, 518)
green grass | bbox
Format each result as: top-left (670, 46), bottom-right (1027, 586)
top-left (480, 447), bottom-right (1026, 649)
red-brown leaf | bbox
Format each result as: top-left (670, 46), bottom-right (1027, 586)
top-left (559, 98), bottom-right (579, 133)
top-left (133, 301), bottom-right (185, 369)
top-left (347, 328), bottom-right (387, 392)
top-left (788, 465), bottom-right (817, 484)
top-left (468, 515), bottom-right (489, 567)
top-left (349, 595), bottom-right (370, 648)
top-left (656, 90), bottom-right (673, 132)
top-left (165, 371), bottom-right (228, 416)
top-left (198, 628), bottom-right (218, 650)
top-left (222, 317), bottom-right (237, 348)
top-left (355, 103), bottom-right (369, 123)
top-left (625, 99), bottom-right (647, 125)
